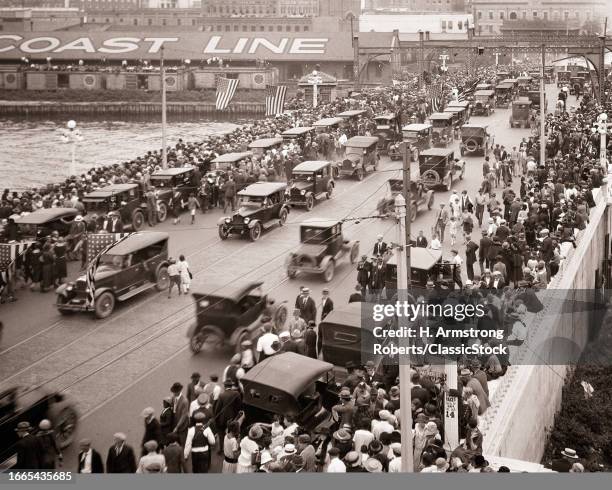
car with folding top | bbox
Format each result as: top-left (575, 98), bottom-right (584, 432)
top-left (55, 231), bottom-right (170, 319)
top-left (82, 183), bottom-right (147, 231)
top-left (286, 218), bottom-right (359, 282)
top-left (510, 98), bottom-right (533, 128)
top-left (13, 208), bottom-right (80, 242)
top-left (248, 137), bottom-right (283, 158)
top-left (187, 280), bottom-right (288, 354)
top-left (281, 126), bottom-right (315, 145)
top-left (495, 82), bottom-right (514, 108)
top-left (399, 123), bottom-right (432, 160)
top-left (240, 352), bottom-right (339, 431)
top-left (337, 109), bottom-right (368, 134)
top-left (447, 100), bottom-right (471, 118)
top-left (517, 76), bottom-right (532, 94)
top-left (476, 83), bottom-right (495, 93)
top-left (376, 178), bottom-right (434, 222)
top-left (429, 113), bottom-right (454, 147)
top-left (312, 117), bottom-right (344, 134)
top-left (149, 166), bottom-right (196, 222)
top-left (557, 70), bottom-right (571, 87)
top-left (210, 151), bottom-right (253, 172)
top-left (569, 76), bottom-right (584, 95)
top-left (337, 136), bottom-right (379, 180)
top-left (218, 182), bottom-right (289, 242)
top-left (286, 160), bottom-right (334, 210)
top-left (460, 123), bottom-right (492, 156)
top-left (419, 148), bottom-right (464, 191)
top-left (526, 90), bottom-right (547, 110)
top-left (472, 90), bottom-right (496, 116)
top-left (444, 106), bottom-right (469, 127)
top-left (373, 113), bottom-right (402, 155)
top-left (496, 71), bottom-right (511, 84)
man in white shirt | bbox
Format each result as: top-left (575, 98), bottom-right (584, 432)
top-left (352, 425), bottom-right (374, 453)
top-left (78, 439), bottom-right (103, 474)
top-left (256, 323), bottom-right (279, 361)
top-left (326, 447), bottom-right (346, 473)
top-left (388, 443), bottom-right (402, 472)
top-left (184, 413), bottom-right (215, 473)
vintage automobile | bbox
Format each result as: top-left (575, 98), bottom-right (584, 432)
top-left (509, 99), bottom-right (533, 128)
top-left (149, 166), bottom-right (196, 222)
top-left (281, 126), bottom-right (315, 146)
top-left (376, 178), bottom-right (434, 222)
top-left (337, 109), bottom-right (368, 134)
top-left (472, 90), bottom-right (496, 116)
top-left (55, 231), bottom-right (170, 319)
top-left (577, 71), bottom-right (590, 81)
top-left (13, 208), bottom-right (80, 242)
top-left (384, 247), bottom-right (458, 291)
top-left (496, 71), bottom-right (511, 84)
top-left (557, 70), bottom-right (571, 87)
top-left (444, 106), bottom-right (469, 127)
top-left (495, 82), bottom-right (514, 108)
top-left (399, 123), bottom-right (433, 160)
top-left (419, 148), bottom-right (464, 191)
top-left (544, 66), bottom-right (555, 83)
top-left (312, 117), bottom-right (344, 134)
top-left (286, 218), bottom-right (359, 282)
top-left (460, 123), bottom-right (492, 156)
top-left (373, 113), bottom-right (402, 155)
top-left (447, 100), bottom-right (471, 119)
top-left (240, 352), bottom-right (339, 430)
top-left (218, 182), bottom-right (289, 242)
top-left (569, 76), bottom-right (584, 95)
top-left (82, 183), bottom-right (147, 231)
top-left (526, 90), bottom-right (547, 110)
top-left (337, 136), bottom-right (379, 180)
top-left (210, 151), bottom-right (253, 173)
top-left (187, 280), bottom-right (288, 354)
top-left (476, 83), bottom-right (495, 93)
top-left (285, 160), bottom-right (334, 210)
top-left (429, 112), bottom-right (454, 147)
top-left (517, 76), bottom-right (533, 94)
top-left (0, 386), bottom-right (78, 469)
top-left (248, 137), bottom-right (283, 158)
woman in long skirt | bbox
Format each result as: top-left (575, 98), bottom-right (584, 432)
top-left (53, 237), bottom-right (68, 285)
top-left (222, 422), bottom-right (241, 474)
top-left (177, 255), bottom-right (191, 293)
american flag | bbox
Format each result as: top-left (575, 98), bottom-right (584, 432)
top-left (0, 241), bottom-right (35, 276)
top-left (458, 79), bottom-right (481, 101)
top-left (85, 233), bottom-right (132, 307)
top-left (430, 81), bottom-right (446, 112)
top-left (265, 85), bottom-right (287, 117)
top-left (216, 77), bottom-right (239, 111)
top-left (86, 233), bottom-right (131, 264)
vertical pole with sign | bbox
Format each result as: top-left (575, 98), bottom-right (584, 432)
top-left (444, 360), bottom-right (459, 450)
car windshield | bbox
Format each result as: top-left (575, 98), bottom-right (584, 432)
top-left (83, 199), bottom-right (110, 212)
top-left (346, 146), bottom-right (365, 156)
top-left (475, 95), bottom-right (489, 102)
top-left (420, 156), bottom-right (445, 166)
top-left (431, 120), bottom-right (449, 128)
top-left (301, 226), bottom-right (330, 244)
top-left (17, 224), bottom-right (38, 236)
top-left (238, 195), bottom-right (265, 208)
top-left (403, 131), bottom-right (419, 139)
top-left (98, 253), bottom-right (129, 270)
top-left (292, 173), bottom-right (314, 182)
top-left (150, 176), bottom-right (173, 187)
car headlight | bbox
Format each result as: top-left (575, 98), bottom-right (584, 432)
top-left (352, 162), bottom-right (357, 167)
top-left (224, 218), bottom-right (231, 224)
top-left (66, 285), bottom-right (73, 292)
top-left (85, 288), bottom-right (90, 293)
top-left (285, 190), bottom-right (290, 195)
top-left (300, 190), bottom-right (306, 196)
top-left (244, 217), bottom-right (250, 224)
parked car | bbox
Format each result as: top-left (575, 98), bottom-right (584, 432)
top-left (472, 90), bottom-right (496, 116)
top-left (460, 123), bottom-right (493, 156)
top-left (419, 148), bottom-right (464, 191)
top-left (385, 247), bottom-right (458, 290)
top-left (496, 71), bottom-right (510, 84)
top-left (429, 113), bottom-right (454, 147)
top-left (55, 231), bottom-right (170, 319)
top-left (149, 167), bottom-right (196, 222)
top-left (517, 76), bottom-right (532, 94)
top-left (248, 137), bottom-right (283, 158)
top-left (569, 76), bottom-right (584, 96)
top-left (376, 178), bottom-right (434, 221)
top-left (286, 218), bottom-right (359, 282)
top-left (0, 386), bottom-right (78, 469)
top-left (337, 109), bottom-right (368, 134)
top-left (510, 99), bottom-right (533, 128)
top-left (336, 136), bottom-right (379, 180)
top-left (218, 182), bottom-right (289, 242)
top-left (373, 113), bottom-right (402, 154)
top-left (557, 71), bottom-right (571, 87)
top-left (186, 280), bottom-right (287, 354)
top-left (13, 208), bottom-right (80, 242)
top-left (82, 183), bottom-right (147, 231)
top-left (286, 160), bottom-right (334, 210)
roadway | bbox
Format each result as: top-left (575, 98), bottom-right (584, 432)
top-left (0, 83), bottom-right (570, 470)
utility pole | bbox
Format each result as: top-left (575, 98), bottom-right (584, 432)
top-left (540, 44), bottom-right (546, 166)
top-left (353, 35), bottom-right (360, 93)
top-left (599, 17), bottom-right (607, 104)
top-left (418, 31), bottom-right (424, 90)
top-left (397, 141), bottom-right (413, 472)
top-left (161, 46), bottom-right (168, 169)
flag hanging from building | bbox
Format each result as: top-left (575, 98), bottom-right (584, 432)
top-left (0, 241), bottom-right (35, 277)
top-left (458, 79), bottom-right (480, 101)
top-left (265, 85), bottom-right (287, 117)
top-left (85, 233), bottom-right (132, 307)
top-left (430, 81), bottom-right (446, 112)
top-left (216, 76), bottom-right (239, 111)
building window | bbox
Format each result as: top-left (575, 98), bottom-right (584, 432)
top-left (133, 18), bottom-right (138, 25)
top-left (268, 25), bottom-right (273, 31)
top-left (260, 25), bottom-right (265, 31)
top-left (177, 19), bottom-right (181, 26)
top-left (105, 18), bottom-right (109, 23)
top-left (477, 11), bottom-right (482, 19)
top-left (564, 11), bottom-right (569, 20)
top-left (303, 25), bottom-right (309, 31)
top-left (251, 25), bottom-right (257, 31)
top-left (441, 20), bottom-right (447, 30)
top-left (458, 21), bottom-right (462, 30)
top-left (448, 21), bottom-right (453, 30)
top-left (586, 11), bottom-right (591, 20)
top-left (522, 11), bottom-right (527, 19)
top-left (119, 18), bottom-right (123, 23)
top-left (543, 12), bottom-right (547, 20)
top-left (242, 25), bottom-right (247, 31)
top-left (488, 25), bottom-right (493, 33)
top-left (575, 11), bottom-right (579, 19)
top-left (294, 25), bottom-right (300, 31)
top-left (233, 25), bottom-right (239, 31)
top-left (285, 25), bottom-right (291, 31)
top-left (488, 11), bottom-right (493, 20)
top-left (192, 19), bottom-right (197, 26)
top-left (499, 12), bottom-right (504, 20)
top-left (162, 19), bottom-right (167, 26)
top-left (277, 25), bottom-right (282, 31)
top-left (148, 18), bottom-right (152, 25)
top-left (225, 25), bottom-right (230, 31)
top-left (533, 11), bottom-right (537, 18)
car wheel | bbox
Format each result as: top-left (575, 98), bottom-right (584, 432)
top-left (193, 328), bottom-right (223, 354)
top-left (157, 202), bottom-right (168, 222)
top-left (279, 208), bottom-right (288, 226)
top-left (51, 407), bottom-right (78, 448)
top-left (323, 260), bottom-right (335, 282)
top-left (287, 268), bottom-right (297, 278)
top-left (94, 291), bottom-right (115, 319)
top-left (305, 195), bottom-right (314, 211)
top-left (132, 210), bottom-right (144, 231)
top-left (326, 183), bottom-right (333, 199)
top-left (356, 168), bottom-right (364, 181)
top-left (218, 225), bottom-right (229, 240)
top-left (156, 266), bottom-right (170, 291)
top-left (249, 222), bottom-right (262, 242)
top-left (273, 305), bottom-right (288, 331)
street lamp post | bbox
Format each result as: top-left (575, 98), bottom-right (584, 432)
top-left (60, 119), bottom-right (83, 178)
top-left (307, 70), bottom-right (323, 108)
top-left (595, 112), bottom-right (608, 170)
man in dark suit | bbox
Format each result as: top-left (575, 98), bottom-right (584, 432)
top-left (295, 287), bottom-right (317, 324)
top-left (460, 190), bottom-right (473, 213)
top-left (304, 321), bottom-right (318, 358)
top-left (13, 421), bottom-right (42, 470)
top-left (170, 382), bottom-right (189, 447)
top-left (162, 433), bottom-right (186, 473)
top-left (320, 288), bottom-right (334, 321)
top-left (105, 433), bottom-right (136, 473)
top-left (465, 235), bottom-right (479, 281)
top-left (140, 407), bottom-right (162, 455)
top-left (415, 230), bottom-right (428, 248)
top-left (479, 231), bottom-right (492, 274)
top-left (103, 212), bottom-right (124, 233)
top-left (370, 257), bottom-right (387, 300)
top-left (77, 439), bottom-right (104, 474)
top-left (349, 285), bottom-right (363, 303)
top-left (550, 448), bottom-right (580, 472)
top-left (410, 372), bottom-right (430, 406)
top-left (213, 381), bottom-right (242, 455)
top-left (372, 235), bottom-right (388, 257)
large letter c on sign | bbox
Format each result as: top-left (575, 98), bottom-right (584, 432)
top-left (20, 37), bottom-right (61, 54)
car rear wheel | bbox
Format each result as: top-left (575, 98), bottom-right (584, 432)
top-left (249, 222), bottom-right (262, 242)
top-left (191, 328), bottom-right (223, 354)
top-left (51, 407), bottom-right (78, 448)
top-left (156, 266), bottom-right (170, 291)
top-left (132, 210), bottom-right (144, 231)
top-left (157, 202), bottom-right (168, 222)
top-left (305, 195), bottom-right (314, 211)
top-left (235, 330), bottom-right (250, 353)
top-left (323, 260), bottom-right (335, 282)
top-left (218, 225), bottom-right (229, 240)
top-left (94, 291), bottom-right (115, 319)
top-left (356, 168), bottom-right (364, 181)
top-left (279, 208), bottom-right (288, 226)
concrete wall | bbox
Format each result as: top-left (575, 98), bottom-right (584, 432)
top-left (482, 188), bottom-right (609, 462)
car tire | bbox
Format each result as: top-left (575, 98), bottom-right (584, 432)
top-left (50, 406), bottom-right (78, 448)
top-left (249, 222), bottom-right (262, 242)
top-left (323, 260), bottom-right (335, 282)
top-left (218, 225), bottom-right (229, 240)
top-left (356, 168), bottom-right (364, 181)
top-left (192, 328), bottom-right (223, 354)
top-left (132, 210), bottom-right (144, 231)
top-left (279, 207), bottom-right (288, 226)
top-left (155, 266), bottom-right (170, 291)
top-left (157, 202), bottom-right (168, 222)
top-left (287, 268), bottom-right (297, 278)
top-left (94, 291), bottom-right (115, 319)
top-left (305, 195), bottom-right (314, 211)
top-left (273, 305), bottom-right (288, 331)
top-left (235, 330), bottom-right (250, 353)
top-left (326, 183), bottom-right (333, 199)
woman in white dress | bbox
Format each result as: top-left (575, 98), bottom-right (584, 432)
top-left (177, 254), bottom-right (191, 293)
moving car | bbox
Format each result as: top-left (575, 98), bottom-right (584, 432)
top-left (429, 112), bottom-right (454, 147)
top-left (384, 247), bottom-right (457, 290)
top-left (460, 123), bottom-right (492, 156)
top-left (240, 352), bottom-right (339, 430)
top-left (337, 109), bottom-right (368, 134)
top-left (509, 99), bottom-right (533, 128)
top-left (419, 148), bottom-right (464, 191)
top-left (149, 167), bottom-right (196, 222)
top-left (397, 123), bottom-right (433, 160)
top-left (286, 218), bottom-right (359, 282)
top-left (285, 160), bottom-right (334, 210)
top-left (1, 386), bottom-right (78, 469)
top-left (82, 183), bottom-right (147, 231)
top-left (337, 136), bottom-right (379, 180)
top-left (447, 100), bottom-right (471, 119)
top-left (472, 90), bottom-right (496, 116)
top-left (55, 231), bottom-right (170, 319)
top-left (373, 113), bottom-right (402, 155)
top-left (495, 83), bottom-right (514, 108)
top-left (526, 90), bottom-right (547, 110)
top-left (517, 76), bottom-right (532, 94)
top-left (14, 208), bottom-right (80, 242)
top-left (376, 178), bottom-right (434, 222)
top-left (217, 182), bottom-right (289, 242)
top-left (187, 281), bottom-right (287, 354)
top-left (248, 137), bottom-right (283, 158)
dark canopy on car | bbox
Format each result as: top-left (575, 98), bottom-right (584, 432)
top-left (84, 183), bottom-right (139, 198)
top-left (292, 161), bottom-right (331, 173)
top-left (151, 167), bottom-right (194, 177)
top-left (105, 231), bottom-right (169, 255)
top-left (237, 182), bottom-right (287, 197)
top-left (16, 208), bottom-right (79, 224)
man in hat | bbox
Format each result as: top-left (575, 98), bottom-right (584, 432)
top-left (297, 434), bottom-right (316, 472)
top-left (14, 421), bottom-right (42, 470)
top-left (304, 320), bottom-right (318, 359)
top-left (364, 457), bottom-right (383, 473)
top-left (295, 287), bottom-right (317, 324)
top-left (332, 390), bottom-right (355, 428)
top-left (103, 211), bottom-right (124, 233)
top-left (465, 235), bottom-right (479, 281)
top-left (140, 407), bottom-right (162, 456)
top-left (320, 287), bottom-right (334, 321)
top-left (344, 451), bottom-right (365, 472)
top-left (286, 308), bottom-right (306, 333)
top-left (170, 382), bottom-right (189, 447)
top-left (106, 433), bottom-right (137, 473)
top-left (372, 234), bottom-right (388, 257)
top-left (184, 412), bottom-right (215, 473)
top-left (370, 255), bottom-right (387, 301)
top-left (349, 284), bottom-right (363, 303)
top-left (77, 438), bottom-right (104, 474)
top-left (186, 372), bottom-right (201, 403)
top-left (356, 255), bottom-right (371, 296)
top-left (434, 203), bottom-right (450, 243)
top-left (551, 448), bottom-right (580, 472)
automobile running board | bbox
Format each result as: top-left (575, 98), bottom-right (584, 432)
top-left (117, 282), bottom-right (156, 301)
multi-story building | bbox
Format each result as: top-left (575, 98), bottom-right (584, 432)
top-left (0, 7), bottom-right (83, 31)
top-left (362, 0), bottom-right (466, 12)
